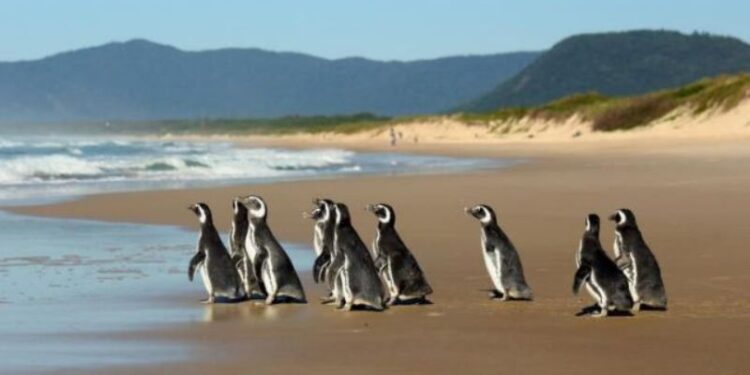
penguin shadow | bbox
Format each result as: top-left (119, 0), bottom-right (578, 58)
top-left (638, 305), bottom-right (668, 312)
top-left (481, 289), bottom-right (533, 302)
top-left (389, 298), bottom-right (434, 306)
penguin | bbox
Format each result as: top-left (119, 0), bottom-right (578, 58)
top-left (465, 204), bottom-right (533, 301)
top-left (330, 202), bottom-right (386, 311)
top-left (367, 203), bottom-right (433, 305)
top-left (237, 195), bottom-right (306, 305)
top-left (187, 202), bottom-right (246, 303)
top-left (303, 198), bottom-right (337, 303)
top-left (229, 198), bottom-right (265, 299)
top-left (573, 214), bottom-right (634, 317)
top-left (610, 208), bottom-right (667, 311)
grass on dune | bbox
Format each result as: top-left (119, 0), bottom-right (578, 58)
top-left (461, 73), bottom-right (750, 132)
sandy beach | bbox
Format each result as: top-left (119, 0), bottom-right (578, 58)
top-left (7, 132), bottom-right (750, 375)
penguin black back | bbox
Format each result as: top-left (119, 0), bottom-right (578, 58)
top-left (230, 198), bottom-right (249, 258)
top-left (610, 208), bottom-right (667, 310)
top-left (573, 213), bottom-right (633, 316)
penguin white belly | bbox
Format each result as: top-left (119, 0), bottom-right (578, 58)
top-left (483, 248), bottom-right (504, 294)
top-left (200, 259), bottom-right (213, 295)
top-left (613, 234), bottom-right (623, 258)
top-left (584, 281), bottom-right (599, 303)
top-left (587, 272), bottom-right (608, 308)
top-left (341, 256), bottom-right (353, 303)
top-left (628, 253), bottom-right (640, 303)
top-left (261, 258), bottom-right (277, 296)
top-left (244, 232), bottom-right (259, 260)
top-left (313, 226), bottom-right (324, 256)
top-left (386, 259), bottom-right (399, 299)
top-left (239, 257), bottom-right (251, 293)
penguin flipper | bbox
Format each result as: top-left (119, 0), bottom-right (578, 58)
top-left (572, 263), bottom-right (592, 294)
top-left (374, 255), bottom-right (387, 273)
top-left (253, 250), bottom-right (269, 286)
top-left (188, 251), bottom-right (205, 282)
top-left (231, 253), bottom-right (244, 270)
top-left (313, 253), bottom-right (331, 284)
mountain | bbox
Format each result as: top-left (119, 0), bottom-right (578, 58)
top-left (0, 40), bottom-right (540, 122)
top-left (465, 30), bottom-right (750, 112)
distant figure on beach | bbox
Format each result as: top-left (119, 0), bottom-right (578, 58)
top-left (389, 127), bottom-right (397, 146)
top-left (465, 204), bottom-right (533, 301)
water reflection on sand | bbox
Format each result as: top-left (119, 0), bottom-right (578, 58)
top-left (0, 211), bottom-right (313, 373)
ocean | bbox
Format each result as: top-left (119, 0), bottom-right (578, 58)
top-left (0, 136), bottom-right (507, 373)
top-left (0, 136), bottom-right (501, 204)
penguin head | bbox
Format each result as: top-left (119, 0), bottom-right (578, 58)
top-left (333, 202), bottom-right (351, 226)
top-left (236, 195), bottom-right (268, 221)
top-left (366, 203), bottom-right (395, 225)
top-left (465, 204), bottom-right (496, 226)
top-left (609, 208), bottom-right (636, 228)
top-left (585, 213), bottom-right (600, 235)
top-left (232, 198), bottom-right (248, 219)
top-left (305, 198), bottom-right (334, 223)
top-left (188, 202), bottom-right (213, 225)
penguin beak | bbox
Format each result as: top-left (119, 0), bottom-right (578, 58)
top-left (365, 204), bottom-right (375, 212)
top-left (608, 213), bottom-right (618, 222)
top-left (464, 207), bottom-right (472, 215)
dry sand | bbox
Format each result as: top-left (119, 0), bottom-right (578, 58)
top-left (10, 132), bottom-right (750, 375)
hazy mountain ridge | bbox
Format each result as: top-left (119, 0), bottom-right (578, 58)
top-left (465, 30), bottom-right (750, 112)
top-left (0, 40), bottom-right (540, 122)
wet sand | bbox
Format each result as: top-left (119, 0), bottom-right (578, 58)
top-left (10, 137), bottom-right (750, 375)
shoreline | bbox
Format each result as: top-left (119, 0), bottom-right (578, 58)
top-left (6, 136), bottom-right (750, 375)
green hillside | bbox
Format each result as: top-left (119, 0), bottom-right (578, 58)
top-left (465, 30), bottom-right (750, 112)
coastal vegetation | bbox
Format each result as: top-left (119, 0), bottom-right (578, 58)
top-left (460, 73), bottom-right (750, 131)
top-left (93, 73), bottom-right (750, 136)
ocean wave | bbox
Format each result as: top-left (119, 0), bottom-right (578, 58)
top-left (0, 139), bottom-right (362, 187)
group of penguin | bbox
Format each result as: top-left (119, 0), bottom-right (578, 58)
top-left (188, 196), bottom-right (667, 317)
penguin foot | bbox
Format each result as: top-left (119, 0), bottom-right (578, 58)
top-left (390, 297), bottom-right (433, 306)
top-left (320, 295), bottom-right (336, 304)
top-left (200, 297), bottom-right (214, 304)
top-left (488, 290), bottom-right (505, 300)
top-left (639, 304), bottom-right (667, 312)
top-left (265, 296), bottom-right (276, 305)
top-left (575, 304), bottom-right (602, 317)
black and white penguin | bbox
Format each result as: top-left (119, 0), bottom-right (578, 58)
top-left (237, 195), bottom-right (306, 305)
top-left (573, 214), bottom-right (634, 317)
top-left (610, 208), bottom-right (667, 311)
top-left (367, 203), bottom-right (433, 305)
top-left (330, 202), bottom-right (386, 311)
top-left (303, 198), bottom-right (337, 302)
top-left (465, 204), bottom-right (533, 301)
top-left (229, 198), bottom-right (265, 299)
top-left (187, 202), bottom-right (246, 303)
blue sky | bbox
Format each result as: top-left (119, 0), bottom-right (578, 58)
top-left (1, 0), bottom-right (748, 62)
